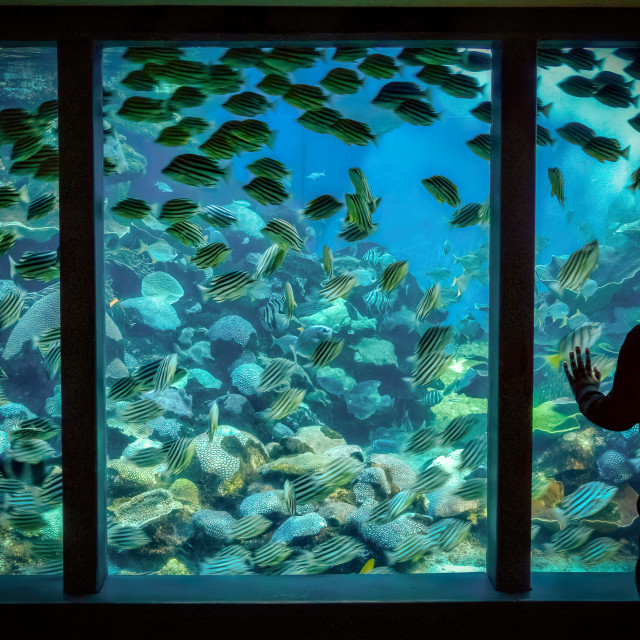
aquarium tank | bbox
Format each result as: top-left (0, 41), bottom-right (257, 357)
top-left (0, 46), bottom-right (62, 575)
top-left (533, 46), bottom-right (640, 572)
top-left (101, 44), bottom-right (492, 576)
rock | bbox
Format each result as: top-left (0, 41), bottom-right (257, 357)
top-left (346, 380), bottom-right (394, 420)
top-left (370, 454), bottom-right (417, 491)
top-left (192, 509), bottom-right (236, 541)
top-left (221, 394), bottom-right (256, 420)
top-left (298, 298), bottom-right (351, 331)
top-left (318, 502), bottom-right (357, 527)
top-left (282, 425), bottom-right (347, 455)
top-left (259, 452), bottom-right (331, 482)
top-left (357, 466), bottom-right (391, 495)
top-left (272, 423), bottom-right (295, 440)
top-left (271, 513), bottom-right (327, 544)
top-left (169, 478), bottom-right (199, 504)
top-left (316, 366), bottom-right (357, 397)
top-left (353, 481), bottom-right (377, 505)
top-left (325, 444), bottom-right (365, 462)
top-left (158, 558), bottom-right (190, 575)
top-left (351, 337), bottom-right (398, 366)
top-left (114, 489), bottom-right (182, 527)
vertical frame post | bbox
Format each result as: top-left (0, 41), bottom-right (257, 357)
top-left (58, 40), bottom-right (106, 594)
top-left (487, 38), bottom-right (537, 592)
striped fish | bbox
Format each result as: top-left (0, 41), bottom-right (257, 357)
top-left (30, 539), bottom-right (63, 560)
top-left (264, 47), bottom-right (324, 73)
top-left (155, 124), bottom-right (191, 146)
top-left (117, 96), bottom-right (170, 123)
top-left (266, 388), bottom-right (306, 420)
top-left (43, 340), bottom-right (61, 379)
top-left (340, 220), bottom-right (379, 243)
top-left (452, 478), bottom-right (487, 501)
top-left (150, 353), bottom-right (178, 393)
top-left (394, 99), bottom-right (441, 126)
top-left (297, 108), bottom-right (342, 134)
top-left (257, 358), bottom-right (297, 393)
top-left (422, 176), bottom-right (461, 207)
top-left (582, 136), bottom-right (629, 163)
top-left (577, 537), bottom-right (621, 565)
top-left (27, 193), bottom-right (57, 221)
top-left (546, 524), bottom-right (592, 552)
top-left (416, 63), bottom-right (452, 85)
top-left (595, 83), bottom-right (637, 108)
top-left (9, 438), bottom-right (55, 464)
top-left (415, 283), bottom-right (441, 321)
top-left (38, 468), bottom-right (63, 507)
top-left (308, 337), bottom-right (344, 368)
top-left (333, 47), bottom-right (369, 62)
top-left (363, 287), bottom-right (391, 315)
top-left (372, 82), bottom-right (426, 109)
top-left (133, 357), bottom-right (174, 391)
top-left (200, 556), bottom-right (254, 576)
top-left (411, 464), bottom-right (451, 493)
top-left (548, 167), bottom-right (565, 206)
top-left (416, 47), bottom-right (461, 65)
top-left (385, 533), bottom-right (435, 565)
top-left (536, 125), bottom-right (555, 147)
top-left (441, 73), bottom-right (485, 99)
top-left (319, 273), bottom-right (358, 301)
top-left (458, 437), bottom-right (487, 472)
top-left (379, 261), bottom-right (408, 292)
top-left (284, 282), bottom-right (296, 320)
top-left (165, 220), bottom-right (205, 247)
top-left (0, 289), bottom-right (23, 330)
top-left (207, 401), bottom-right (219, 443)
top-left (10, 417), bottom-right (59, 440)
top-left (123, 46), bottom-right (183, 63)
top-left (191, 242), bottom-right (231, 270)
top-left (424, 389), bottom-right (443, 407)
top-left (117, 398), bottom-right (166, 424)
top-left (5, 508), bottom-right (47, 532)
top-left (558, 76), bottom-right (597, 97)
top-left (366, 489), bottom-right (417, 525)
top-left (199, 204), bottom-right (236, 228)
top-left (151, 59), bottom-right (207, 84)
top-left (162, 154), bottom-right (230, 187)
top-left (627, 166), bottom-right (640, 191)
top-left (404, 425), bottom-right (440, 455)
top-left (358, 53), bottom-right (398, 79)
top-left (466, 134), bottom-right (491, 161)
top-left (291, 455), bottom-right (364, 504)
top-left (330, 118), bottom-right (377, 146)
top-left (107, 376), bottom-right (142, 401)
top-left (556, 122), bottom-right (595, 146)
top-left (470, 101), bottom-right (492, 124)
top-left (407, 351), bottom-right (453, 387)
top-left (0, 228), bottom-right (17, 256)
top-left (276, 552), bottom-right (327, 575)
top-left (107, 523), bottom-right (151, 549)
top-left (244, 177), bottom-right (289, 206)
top-left (199, 132), bottom-right (240, 159)
top-left (416, 325), bottom-right (453, 359)
top-left (301, 194), bottom-right (343, 220)
top-left (557, 240), bottom-right (599, 292)
top-left (283, 84), bottom-right (329, 110)
top-left (122, 69), bottom-right (156, 91)
top-left (228, 514), bottom-right (272, 541)
top-left (36, 99), bottom-right (58, 124)
top-left (26, 560), bottom-right (64, 575)
top-left (439, 415), bottom-right (477, 447)
top-left (556, 481), bottom-right (617, 523)
top-left (259, 293), bottom-right (287, 331)
top-left (10, 248), bottom-right (60, 282)
top-left (247, 157), bottom-right (291, 180)
top-left (320, 68), bottom-right (364, 95)
top-left (199, 270), bottom-right (256, 302)
top-left (168, 86), bottom-right (207, 109)
top-left (312, 535), bottom-right (365, 567)
top-left (257, 73), bottom-right (292, 96)
top-left (158, 198), bottom-right (199, 224)
top-left (253, 541), bottom-right (293, 567)
top-left (322, 245), bottom-right (333, 278)
top-left (449, 202), bottom-right (484, 227)
top-left (178, 116), bottom-right (209, 135)
top-left (112, 198), bottom-right (153, 220)
top-left (345, 193), bottom-right (375, 233)
top-left (283, 479), bottom-right (297, 516)
top-left (435, 518), bottom-right (472, 551)
top-left (141, 437), bottom-right (196, 475)
top-left (260, 219), bottom-right (303, 252)
top-left (233, 119), bottom-right (276, 147)
top-left (223, 91), bottom-right (272, 117)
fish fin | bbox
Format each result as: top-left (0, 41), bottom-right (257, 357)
top-left (8, 256), bottom-right (17, 280)
top-left (543, 353), bottom-right (562, 369)
top-left (621, 145), bottom-right (630, 160)
top-left (632, 95), bottom-right (639, 108)
top-left (479, 84), bottom-right (486, 96)
top-left (360, 558), bottom-right (375, 574)
top-left (540, 102), bottom-right (553, 118)
top-left (552, 507), bottom-right (569, 529)
top-left (267, 130), bottom-right (277, 150)
top-left (197, 284), bottom-right (211, 301)
top-left (138, 240), bottom-right (147, 255)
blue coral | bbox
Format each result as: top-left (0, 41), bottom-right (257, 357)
top-left (231, 363), bottom-right (263, 396)
top-left (271, 513), bottom-right (327, 544)
top-left (192, 510), bottom-right (236, 541)
top-left (207, 315), bottom-right (256, 347)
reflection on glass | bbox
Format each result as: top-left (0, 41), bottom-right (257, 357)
top-left (533, 46), bottom-right (639, 571)
top-left (104, 45), bottom-right (491, 575)
top-left (0, 46), bottom-right (61, 575)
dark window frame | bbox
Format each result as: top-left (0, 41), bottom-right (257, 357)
top-left (0, 6), bottom-right (639, 630)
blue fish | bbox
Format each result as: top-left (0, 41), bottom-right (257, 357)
top-left (156, 180), bottom-right (173, 193)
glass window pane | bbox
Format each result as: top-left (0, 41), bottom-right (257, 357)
top-left (104, 44), bottom-right (490, 576)
top-left (533, 46), bottom-right (639, 572)
top-left (0, 46), bottom-right (61, 575)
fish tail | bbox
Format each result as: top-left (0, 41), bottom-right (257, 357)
top-left (543, 353), bottom-right (562, 370)
top-left (621, 145), bottom-right (630, 160)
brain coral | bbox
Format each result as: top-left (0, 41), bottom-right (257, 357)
top-left (192, 509), bottom-right (236, 540)
top-left (239, 490), bottom-right (288, 517)
top-left (45, 384), bottom-right (62, 418)
top-left (114, 488), bottom-right (182, 527)
top-left (105, 313), bottom-right (123, 341)
top-left (356, 512), bottom-right (429, 550)
top-left (207, 315), bottom-right (257, 347)
top-left (597, 449), bottom-right (633, 484)
top-left (141, 271), bottom-right (184, 303)
top-left (271, 513), bottom-right (327, 544)
top-left (4, 290), bottom-right (59, 359)
top-left (231, 363), bottom-right (263, 396)
top-left (120, 296), bottom-right (180, 331)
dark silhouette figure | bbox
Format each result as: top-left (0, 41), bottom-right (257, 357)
top-left (564, 324), bottom-right (640, 596)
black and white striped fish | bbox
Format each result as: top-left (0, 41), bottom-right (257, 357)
top-left (244, 177), bottom-right (289, 205)
top-left (404, 425), bottom-right (440, 455)
top-left (9, 438), bottom-right (55, 465)
top-left (577, 537), bottom-right (621, 565)
top-left (259, 293), bottom-right (287, 332)
top-left (434, 518), bottom-right (472, 551)
top-left (199, 270), bottom-right (256, 302)
top-left (253, 541), bottom-right (293, 567)
top-left (363, 287), bottom-right (391, 314)
top-left (555, 481), bottom-right (617, 524)
top-left (107, 522), bottom-right (151, 549)
top-left (255, 244), bottom-right (287, 279)
top-left (307, 337), bottom-right (344, 368)
top-left (439, 415), bottom-right (478, 447)
top-left (366, 489), bottom-right (417, 525)
top-left (546, 523), bottom-right (592, 552)
top-left (27, 193), bottom-right (57, 221)
top-left (458, 437), bottom-right (487, 472)
top-left (557, 240), bottom-right (599, 292)
top-left (301, 194), bottom-right (343, 220)
top-left (385, 533), bottom-right (436, 565)
top-left (199, 204), bottom-right (236, 228)
top-left (228, 514), bottom-right (272, 541)
top-left (117, 398), bottom-right (166, 424)
top-left (257, 357), bottom-right (297, 393)
top-left (452, 478), bottom-right (487, 501)
top-left (0, 289), bottom-right (24, 330)
top-left (312, 535), bottom-right (365, 568)
top-left (158, 198), bottom-right (199, 224)
top-left (291, 456), bottom-right (364, 504)
top-left (266, 388), bottom-right (306, 421)
top-left (411, 464), bottom-right (451, 494)
top-left (191, 242), bottom-right (231, 270)
top-left (422, 175), bottom-right (461, 207)
top-left (261, 219), bottom-right (304, 251)
top-left (166, 220), bottom-right (205, 247)
top-left (319, 273), bottom-right (358, 301)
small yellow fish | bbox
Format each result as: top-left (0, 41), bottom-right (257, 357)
top-left (360, 558), bottom-right (375, 574)
top-left (109, 298), bottom-right (119, 308)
